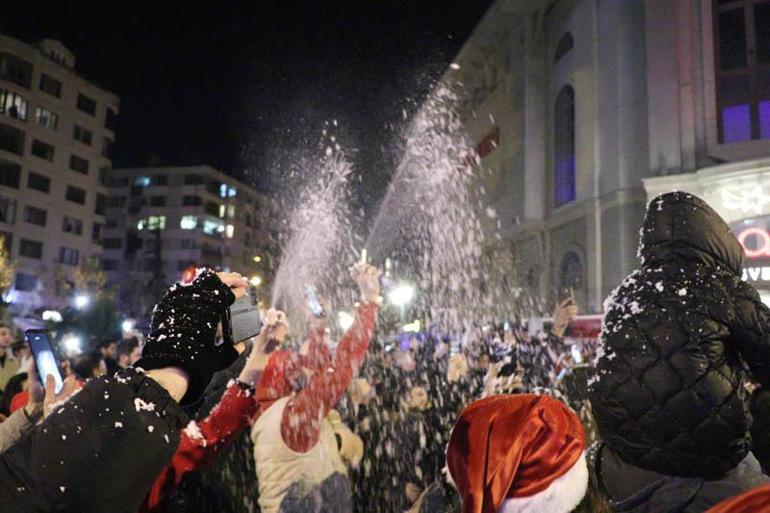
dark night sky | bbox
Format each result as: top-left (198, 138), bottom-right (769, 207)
top-left (1, 1), bottom-right (493, 193)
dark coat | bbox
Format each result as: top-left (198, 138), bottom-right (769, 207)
top-left (589, 192), bottom-right (770, 479)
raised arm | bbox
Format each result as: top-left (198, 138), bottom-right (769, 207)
top-left (281, 264), bottom-right (381, 453)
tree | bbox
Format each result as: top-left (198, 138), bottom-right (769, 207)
top-left (74, 257), bottom-right (109, 298)
top-left (0, 236), bottom-right (15, 296)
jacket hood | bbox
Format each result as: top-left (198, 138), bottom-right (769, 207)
top-left (639, 192), bottom-right (744, 276)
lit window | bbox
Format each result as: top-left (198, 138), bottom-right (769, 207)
top-left (228, 186), bottom-right (236, 198)
top-left (180, 216), bottom-right (198, 230)
top-left (714, 0), bottom-right (770, 142)
top-left (227, 205), bottom-right (235, 218)
top-left (226, 224), bottom-right (235, 238)
top-left (35, 107), bottom-right (58, 130)
top-left (554, 85), bottom-right (576, 207)
top-left (203, 219), bottom-right (224, 235)
top-left (0, 89), bottom-right (28, 120)
top-left (220, 184), bottom-right (228, 198)
top-left (219, 204), bottom-right (226, 218)
top-left (137, 216), bottom-right (166, 231)
top-left (134, 176), bottom-right (150, 187)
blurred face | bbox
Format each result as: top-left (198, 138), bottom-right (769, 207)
top-left (408, 386), bottom-right (429, 410)
top-left (105, 342), bottom-right (117, 359)
top-left (129, 346), bottom-right (141, 365)
top-left (0, 327), bottom-right (12, 349)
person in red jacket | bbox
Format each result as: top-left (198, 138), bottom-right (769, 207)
top-left (140, 308), bottom-right (288, 512)
top-left (250, 263), bottom-right (381, 513)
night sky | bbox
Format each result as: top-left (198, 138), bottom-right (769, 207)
top-left (1, 1), bottom-right (493, 194)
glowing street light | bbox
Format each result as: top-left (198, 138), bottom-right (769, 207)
top-left (61, 334), bottom-right (82, 356)
top-left (338, 311), bottom-right (354, 331)
top-left (388, 283), bottom-right (415, 307)
top-left (250, 275), bottom-right (263, 287)
top-left (42, 310), bottom-right (63, 323)
top-left (253, 255), bottom-right (262, 263)
top-left (122, 319), bottom-right (135, 333)
top-left (74, 294), bottom-right (90, 310)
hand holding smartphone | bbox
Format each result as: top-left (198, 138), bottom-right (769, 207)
top-left (26, 330), bottom-right (64, 393)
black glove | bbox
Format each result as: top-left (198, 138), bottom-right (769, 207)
top-left (135, 269), bottom-right (239, 405)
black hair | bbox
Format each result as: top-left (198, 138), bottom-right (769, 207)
top-left (97, 339), bottom-right (116, 350)
top-left (116, 337), bottom-right (140, 359)
top-left (0, 372), bottom-right (28, 416)
top-left (72, 351), bottom-right (104, 380)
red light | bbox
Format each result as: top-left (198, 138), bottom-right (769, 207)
top-left (182, 266), bottom-right (197, 283)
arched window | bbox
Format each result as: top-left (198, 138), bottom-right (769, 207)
top-left (554, 86), bottom-right (576, 207)
top-left (554, 33), bottom-right (574, 63)
top-left (559, 251), bottom-right (583, 291)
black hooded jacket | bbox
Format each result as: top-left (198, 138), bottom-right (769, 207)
top-left (589, 192), bottom-right (770, 479)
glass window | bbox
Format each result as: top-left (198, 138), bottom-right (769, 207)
top-left (0, 90), bottom-right (28, 121)
top-left (35, 107), bottom-right (58, 130)
top-left (184, 174), bottom-right (203, 185)
top-left (39, 74), bottom-right (62, 97)
top-left (73, 125), bottom-right (92, 145)
top-left (0, 123), bottom-right (25, 155)
top-left (137, 215), bottom-right (166, 231)
top-left (205, 201), bottom-right (220, 217)
top-left (180, 239), bottom-right (196, 249)
top-left (714, 0), bottom-right (770, 142)
top-left (105, 217), bottom-right (119, 229)
top-left (554, 85), bottom-right (576, 207)
top-left (149, 196), bottom-right (166, 207)
top-left (182, 195), bottom-right (201, 206)
top-left (19, 239), bottom-right (42, 259)
top-left (76, 94), bottom-right (96, 116)
top-left (58, 247), bottom-right (79, 266)
top-left (23, 206), bottom-right (47, 227)
top-left (31, 139), bottom-right (54, 161)
top-left (65, 186), bottom-right (86, 205)
top-left (62, 216), bottom-right (83, 235)
top-left (203, 219), bottom-right (225, 236)
top-left (105, 107), bottom-right (117, 131)
top-left (134, 176), bottom-right (150, 187)
top-left (107, 196), bottom-right (126, 208)
top-left (15, 273), bottom-right (38, 292)
top-left (180, 216), bottom-right (198, 230)
top-left (554, 33), bottom-right (574, 63)
top-left (151, 175), bottom-right (168, 186)
top-left (0, 160), bottom-right (21, 189)
top-left (0, 194), bottom-right (16, 224)
top-left (102, 238), bottom-right (122, 249)
top-left (27, 172), bottom-right (50, 193)
top-left (92, 222), bottom-right (102, 243)
top-left (0, 53), bottom-right (33, 88)
top-left (69, 154), bottom-right (89, 174)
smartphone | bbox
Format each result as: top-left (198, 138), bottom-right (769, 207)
top-left (225, 293), bottom-right (262, 344)
top-left (26, 329), bottom-right (64, 393)
top-left (305, 284), bottom-right (325, 318)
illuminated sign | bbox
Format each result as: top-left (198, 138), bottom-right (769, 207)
top-left (722, 186), bottom-right (770, 215)
top-left (737, 227), bottom-right (770, 258)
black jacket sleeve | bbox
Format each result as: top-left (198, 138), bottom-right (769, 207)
top-left (729, 279), bottom-right (770, 389)
top-left (135, 269), bottom-right (238, 406)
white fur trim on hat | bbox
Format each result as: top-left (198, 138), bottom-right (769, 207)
top-left (498, 452), bottom-right (588, 513)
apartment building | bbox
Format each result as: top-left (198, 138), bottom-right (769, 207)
top-left (102, 165), bottom-right (279, 318)
top-left (0, 34), bottom-right (119, 312)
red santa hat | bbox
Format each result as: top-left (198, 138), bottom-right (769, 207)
top-left (446, 394), bottom-right (588, 513)
top-left (706, 484), bottom-right (770, 512)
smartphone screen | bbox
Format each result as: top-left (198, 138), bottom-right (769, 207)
top-left (26, 330), bottom-right (63, 393)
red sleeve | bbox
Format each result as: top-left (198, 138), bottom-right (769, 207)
top-left (141, 382), bottom-right (261, 512)
top-left (280, 302), bottom-right (377, 453)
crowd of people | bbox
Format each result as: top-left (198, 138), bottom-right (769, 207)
top-left (0, 192), bottom-right (769, 512)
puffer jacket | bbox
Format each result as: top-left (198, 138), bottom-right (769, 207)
top-left (589, 191), bottom-right (770, 479)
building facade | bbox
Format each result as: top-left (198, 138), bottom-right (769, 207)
top-left (102, 165), bottom-right (279, 318)
top-left (0, 34), bottom-right (119, 312)
top-left (448, 0), bottom-right (770, 313)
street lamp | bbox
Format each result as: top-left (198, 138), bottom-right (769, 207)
top-left (74, 294), bottom-right (90, 310)
top-left (250, 275), bottom-right (263, 287)
top-left (388, 283), bottom-right (415, 322)
top-left (253, 255), bottom-right (262, 263)
top-left (122, 319), bottom-right (135, 333)
top-left (61, 334), bottom-right (82, 356)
